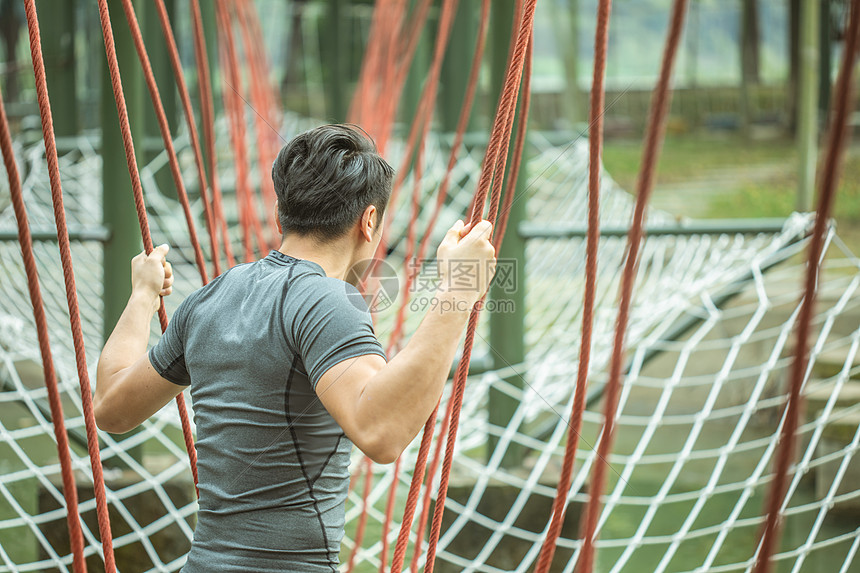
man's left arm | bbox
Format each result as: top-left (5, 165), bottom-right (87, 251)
top-left (95, 244), bottom-right (185, 434)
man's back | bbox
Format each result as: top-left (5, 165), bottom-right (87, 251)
top-left (94, 124), bottom-right (496, 572)
top-left (149, 250), bottom-right (385, 572)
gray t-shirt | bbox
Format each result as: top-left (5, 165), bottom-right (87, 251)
top-left (149, 250), bottom-right (386, 572)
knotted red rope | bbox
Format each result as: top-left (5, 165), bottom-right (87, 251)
top-left (753, 1), bottom-right (860, 571)
top-left (576, 2), bottom-right (688, 571)
top-left (0, 80), bottom-right (87, 573)
top-left (533, 1), bottom-right (611, 570)
top-left (24, 0), bottom-right (117, 568)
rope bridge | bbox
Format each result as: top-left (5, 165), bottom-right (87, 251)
top-left (0, 1), bottom-right (859, 572)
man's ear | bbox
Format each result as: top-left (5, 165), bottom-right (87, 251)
top-left (274, 199), bottom-right (282, 234)
top-left (360, 204), bottom-right (377, 242)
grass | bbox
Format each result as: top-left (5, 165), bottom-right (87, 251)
top-left (602, 134), bottom-right (798, 189)
top-left (601, 132), bottom-right (860, 255)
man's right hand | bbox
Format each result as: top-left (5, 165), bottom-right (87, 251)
top-left (435, 219), bottom-right (497, 307)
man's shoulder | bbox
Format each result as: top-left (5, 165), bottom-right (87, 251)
top-left (171, 262), bottom-right (250, 317)
top-left (289, 273), bottom-right (373, 318)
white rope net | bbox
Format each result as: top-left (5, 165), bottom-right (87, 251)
top-left (0, 113), bottom-right (859, 572)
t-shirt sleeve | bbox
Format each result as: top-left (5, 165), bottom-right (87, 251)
top-left (290, 277), bottom-right (387, 389)
top-left (148, 296), bottom-right (193, 386)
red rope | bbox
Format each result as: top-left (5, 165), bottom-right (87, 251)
top-left (234, 0), bottom-right (281, 246)
top-left (482, 0), bottom-right (526, 228)
top-left (117, 0), bottom-right (209, 286)
top-left (191, 0), bottom-right (236, 267)
top-left (345, 456), bottom-right (374, 573)
top-left (348, 0), bottom-right (401, 127)
top-left (0, 80), bottom-right (87, 573)
top-left (371, 145), bottom-right (426, 572)
top-left (533, 1), bottom-right (610, 570)
top-left (152, 0), bottom-right (222, 277)
top-left (391, 3), bottom-right (500, 569)
top-left (378, 0), bottom-right (435, 153)
top-left (96, 0), bottom-right (199, 490)
top-left (576, 2), bottom-right (687, 571)
top-left (396, 44), bottom-right (533, 571)
top-left (347, 1), bottom-right (462, 560)
top-left (367, 2), bottom-right (493, 568)
top-left (492, 34), bottom-right (532, 252)
top-left (423, 4), bottom-right (537, 572)
top-left (215, 0), bottom-right (265, 262)
top-left (408, 400), bottom-right (453, 573)
top-left (412, 0), bottom-right (491, 268)
top-left (375, 0), bottom-right (461, 269)
top-left (24, 1), bottom-right (117, 568)
top-left (349, 0), bottom-right (431, 153)
top-left (752, 1), bottom-right (860, 571)
top-left (378, 456), bottom-right (402, 572)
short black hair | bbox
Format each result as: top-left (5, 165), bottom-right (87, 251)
top-left (272, 124), bottom-right (394, 241)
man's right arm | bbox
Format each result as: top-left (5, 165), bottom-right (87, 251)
top-left (315, 219), bottom-right (496, 464)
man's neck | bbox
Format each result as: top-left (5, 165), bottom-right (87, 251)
top-left (278, 234), bottom-right (354, 283)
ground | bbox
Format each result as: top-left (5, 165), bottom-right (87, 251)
top-left (601, 133), bottom-right (860, 255)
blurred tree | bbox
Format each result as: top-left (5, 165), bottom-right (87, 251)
top-left (550, 0), bottom-right (579, 128)
top-left (741, 0), bottom-right (760, 85)
top-left (0, 0), bottom-right (21, 104)
top-left (787, 0), bottom-right (800, 134)
top-left (320, 0), bottom-right (348, 122)
top-left (281, 0), bottom-right (308, 103)
top-left (440, 0), bottom-right (479, 133)
top-left (739, 0), bottom-right (760, 135)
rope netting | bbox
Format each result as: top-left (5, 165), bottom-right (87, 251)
top-left (0, 1), bottom-right (859, 572)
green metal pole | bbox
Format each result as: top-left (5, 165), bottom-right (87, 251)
top-left (487, 0), bottom-right (527, 469)
top-left (797, 0), bottom-right (819, 212)
top-left (103, 0), bottom-right (145, 341)
top-left (36, 0), bottom-right (77, 137)
top-left (439, 1), bottom-right (477, 133)
top-left (401, 0), bottom-right (430, 135)
top-left (143, 0), bottom-right (177, 199)
top-left (321, 0), bottom-right (346, 122)
top-left (198, 0), bottom-right (219, 179)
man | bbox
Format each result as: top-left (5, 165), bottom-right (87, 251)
top-left (94, 124), bottom-right (496, 571)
